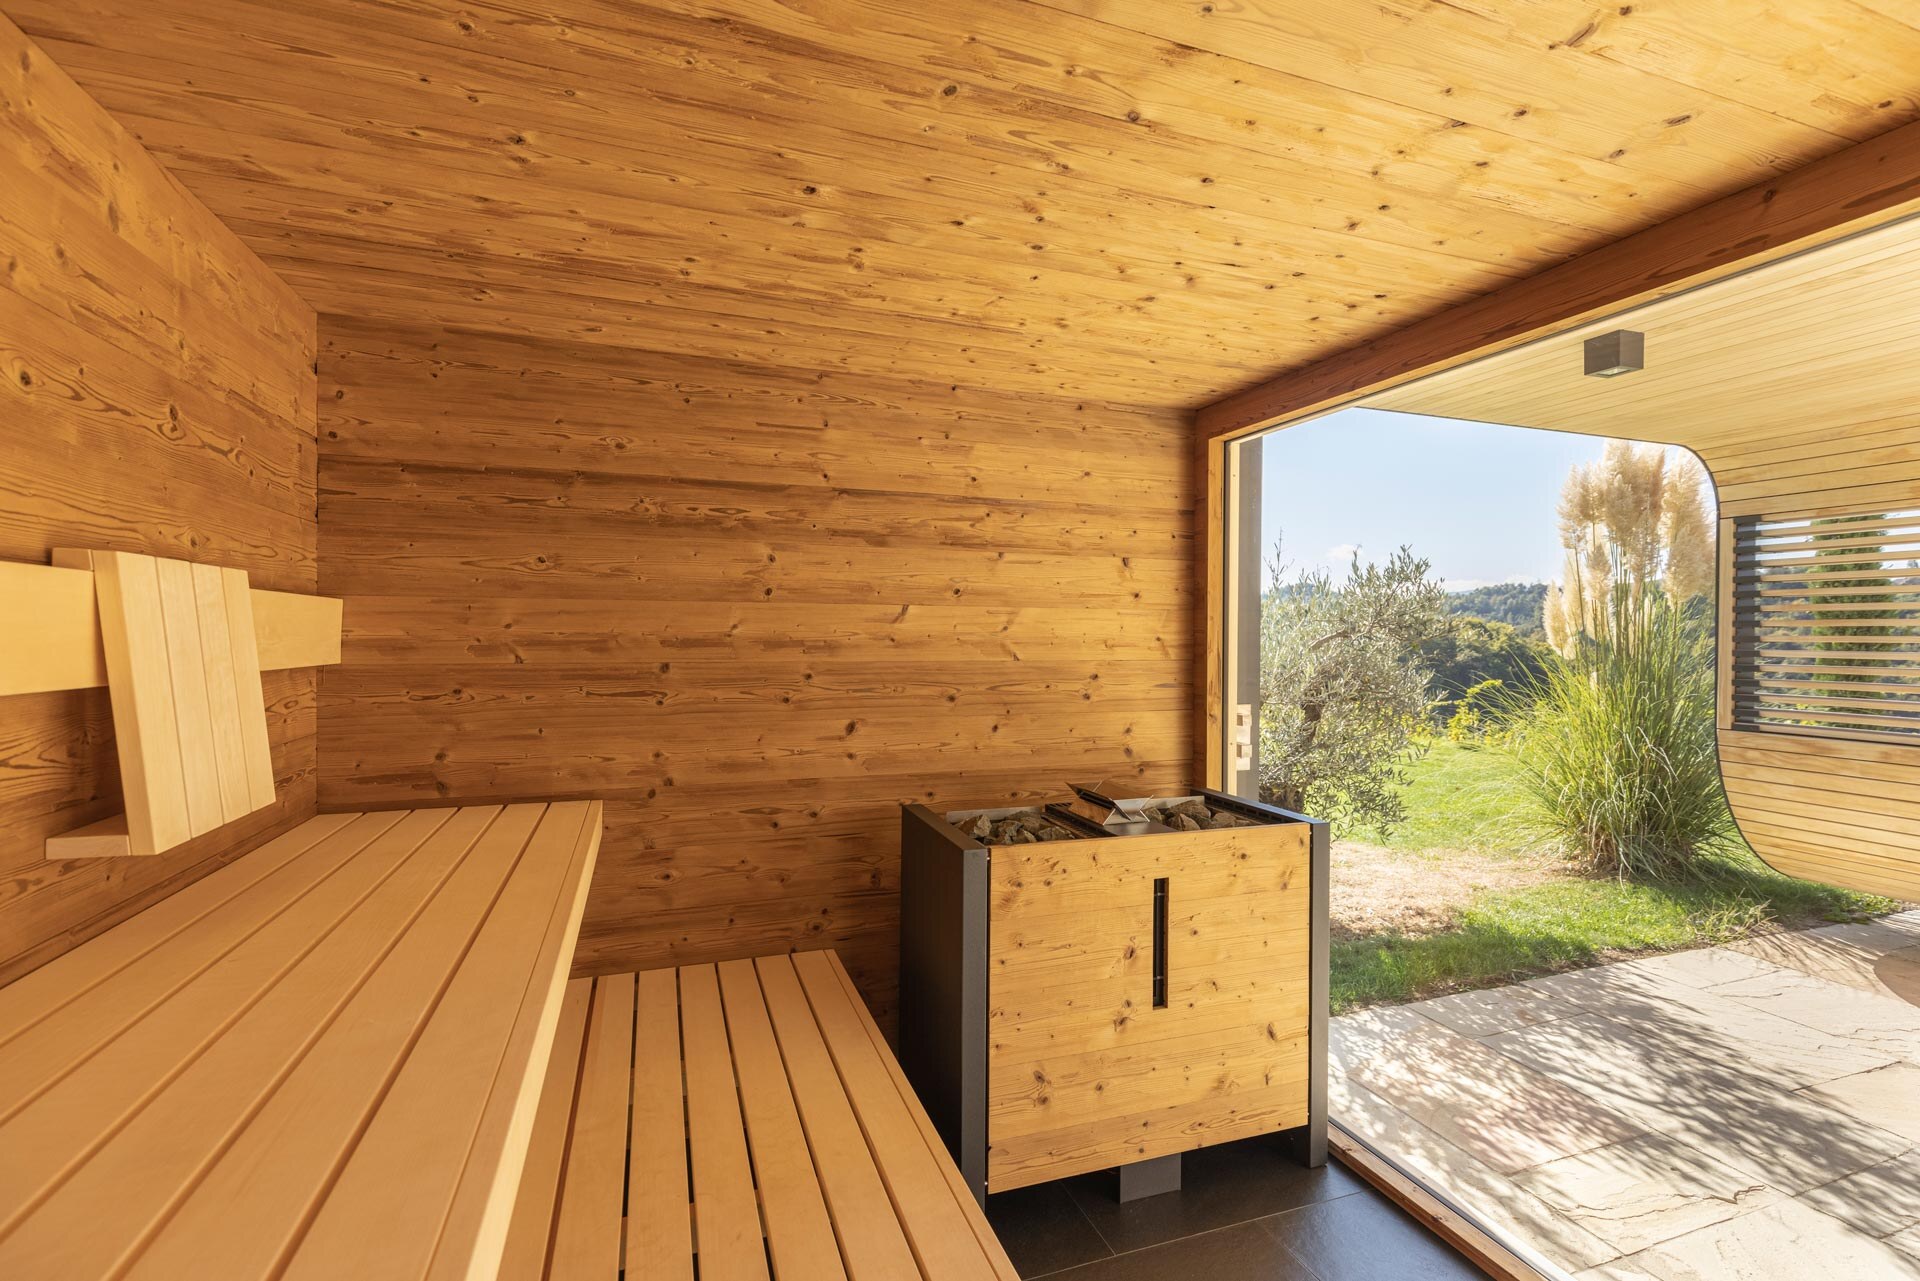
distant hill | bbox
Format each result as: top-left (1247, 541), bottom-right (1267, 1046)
top-left (1445, 582), bottom-right (1547, 632)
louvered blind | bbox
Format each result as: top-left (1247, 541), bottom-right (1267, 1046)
top-left (1730, 509), bottom-right (1920, 740)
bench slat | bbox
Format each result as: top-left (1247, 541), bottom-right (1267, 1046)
top-left (0, 808), bottom-right (456, 1244)
top-left (20, 806), bottom-right (502, 1279)
top-left (816, 952), bottom-right (1019, 1281)
top-left (792, 951), bottom-right (1006, 1281)
top-left (549, 972), bottom-right (634, 1279)
top-left (500, 979), bottom-right (593, 1281)
top-left (0, 810), bottom-right (384, 1097)
top-left (754, 956), bottom-right (921, 1280)
top-left (628, 967), bottom-right (694, 1280)
top-left (516, 950), bottom-right (1011, 1281)
top-left (0, 800), bottom-right (601, 1281)
top-left (429, 801), bottom-right (605, 1281)
top-left (717, 958), bottom-right (846, 1281)
top-left (189, 561), bottom-right (253, 823)
top-left (282, 800), bottom-right (599, 1281)
top-left (126, 804), bottom-right (535, 1280)
top-left (682, 963), bottom-right (771, 1280)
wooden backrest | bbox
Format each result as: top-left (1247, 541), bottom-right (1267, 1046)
top-left (53, 548), bottom-right (275, 855)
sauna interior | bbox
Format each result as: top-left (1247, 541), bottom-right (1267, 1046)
top-left (5, 3), bottom-right (1920, 1279)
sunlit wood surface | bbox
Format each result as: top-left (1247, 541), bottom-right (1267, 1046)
top-left (0, 801), bottom-right (602, 1281)
top-left (505, 950), bottom-right (1016, 1281)
top-left (14, 0), bottom-right (1920, 406)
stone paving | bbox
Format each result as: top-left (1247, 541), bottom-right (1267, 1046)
top-left (1333, 910), bottom-right (1920, 1280)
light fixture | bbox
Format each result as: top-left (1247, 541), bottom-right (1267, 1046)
top-left (1584, 329), bottom-right (1645, 378)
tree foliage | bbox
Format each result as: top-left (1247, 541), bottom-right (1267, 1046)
top-left (1257, 545), bottom-right (1447, 833)
top-left (1419, 615), bottom-right (1554, 724)
top-left (1444, 583), bottom-right (1548, 632)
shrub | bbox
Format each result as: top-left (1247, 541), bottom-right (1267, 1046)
top-left (1257, 545), bottom-right (1447, 833)
top-left (1495, 589), bottom-right (1737, 878)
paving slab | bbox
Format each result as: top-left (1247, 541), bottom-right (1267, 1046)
top-left (1622, 946), bottom-right (1787, 991)
top-left (1485, 1010), bottom-right (1912, 1192)
top-left (1572, 1263), bottom-right (1661, 1280)
top-left (1709, 966), bottom-right (1920, 1063)
top-left (1512, 1132), bottom-right (1779, 1254)
top-left (1796, 1148), bottom-right (1920, 1238)
top-left (1797, 1061), bottom-right (1920, 1142)
top-left (1614, 1198), bottom-right (1920, 1280)
top-left (1517, 961), bottom-right (1896, 1089)
top-left (1336, 914), bottom-right (1920, 1279)
top-left (1332, 1074), bottom-right (1621, 1274)
top-left (1728, 927), bottom-right (1920, 998)
top-left (1327, 1003), bottom-right (1429, 1079)
top-left (1417, 981), bottom-right (1573, 1039)
top-left (1348, 1011), bottom-right (1643, 1175)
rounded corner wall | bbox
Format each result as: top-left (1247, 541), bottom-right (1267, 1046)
top-left (1703, 439), bottom-right (1920, 905)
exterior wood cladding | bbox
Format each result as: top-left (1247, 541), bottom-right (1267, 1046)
top-left (315, 319), bottom-right (1193, 1013)
top-left (899, 795), bottom-right (1324, 1197)
top-left (0, 16), bottom-right (318, 985)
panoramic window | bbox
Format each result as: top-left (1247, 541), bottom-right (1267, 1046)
top-left (1225, 407), bottom-right (1912, 1278)
top-left (1729, 508), bottom-right (1920, 741)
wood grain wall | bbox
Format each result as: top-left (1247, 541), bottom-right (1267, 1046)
top-left (0, 16), bottom-right (319, 983)
top-left (316, 318), bottom-right (1194, 1012)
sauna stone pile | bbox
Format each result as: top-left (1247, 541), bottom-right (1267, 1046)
top-left (1142, 799), bottom-right (1256, 831)
top-left (968, 810), bottom-right (1079, 845)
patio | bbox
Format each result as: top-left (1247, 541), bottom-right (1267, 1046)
top-left (1333, 909), bottom-right (1920, 1279)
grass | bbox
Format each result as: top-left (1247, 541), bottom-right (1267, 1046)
top-left (1332, 738), bottom-right (1899, 1014)
top-left (1364, 738), bottom-right (1529, 854)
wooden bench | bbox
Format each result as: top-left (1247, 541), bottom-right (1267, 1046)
top-left (0, 799), bottom-right (601, 1280)
top-left (504, 950), bottom-right (1018, 1281)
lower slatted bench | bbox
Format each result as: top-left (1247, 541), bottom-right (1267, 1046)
top-left (504, 949), bottom-right (1018, 1281)
top-left (0, 799), bottom-right (602, 1281)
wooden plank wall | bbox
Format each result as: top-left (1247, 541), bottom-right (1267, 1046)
top-left (0, 17), bottom-right (319, 984)
top-left (1707, 435), bottom-right (1920, 902)
top-left (316, 319), bottom-right (1194, 1014)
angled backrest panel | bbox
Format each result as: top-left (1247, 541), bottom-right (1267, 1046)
top-left (55, 550), bottom-right (281, 857)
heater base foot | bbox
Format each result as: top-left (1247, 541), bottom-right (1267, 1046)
top-left (1111, 1153), bottom-right (1182, 1202)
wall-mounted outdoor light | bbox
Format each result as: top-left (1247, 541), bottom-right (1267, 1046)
top-left (1584, 329), bottom-right (1645, 378)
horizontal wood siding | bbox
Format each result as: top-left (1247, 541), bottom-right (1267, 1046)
top-left (0, 15), bottom-right (318, 984)
top-left (1709, 438), bottom-right (1920, 899)
top-left (316, 319), bottom-right (1193, 1014)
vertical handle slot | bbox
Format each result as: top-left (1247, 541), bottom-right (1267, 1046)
top-left (1151, 876), bottom-right (1169, 1009)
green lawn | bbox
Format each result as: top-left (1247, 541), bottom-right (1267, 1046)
top-left (1332, 739), bottom-right (1898, 1014)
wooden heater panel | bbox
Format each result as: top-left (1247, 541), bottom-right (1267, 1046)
top-left (985, 818), bottom-right (1314, 1191)
top-left (898, 792), bottom-right (1326, 1200)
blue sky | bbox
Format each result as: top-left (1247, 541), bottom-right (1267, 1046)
top-left (1256, 407), bottom-right (1618, 591)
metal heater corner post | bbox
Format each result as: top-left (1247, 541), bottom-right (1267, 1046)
top-left (898, 803), bottom-right (992, 1203)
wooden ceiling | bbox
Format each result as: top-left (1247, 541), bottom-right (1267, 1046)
top-left (14, 0), bottom-right (1920, 408)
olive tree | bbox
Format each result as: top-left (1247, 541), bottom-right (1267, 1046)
top-left (1256, 546), bottom-right (1447, 833)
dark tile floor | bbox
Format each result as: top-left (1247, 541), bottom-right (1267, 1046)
top-left (985, 1137), bottom-right (1488, 1280)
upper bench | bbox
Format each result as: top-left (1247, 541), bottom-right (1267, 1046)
top-left (0, 799), bottom-right (601, 1280)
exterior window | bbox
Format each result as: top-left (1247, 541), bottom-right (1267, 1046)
top-left (1730, 509), bottom-right (1920, 740)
